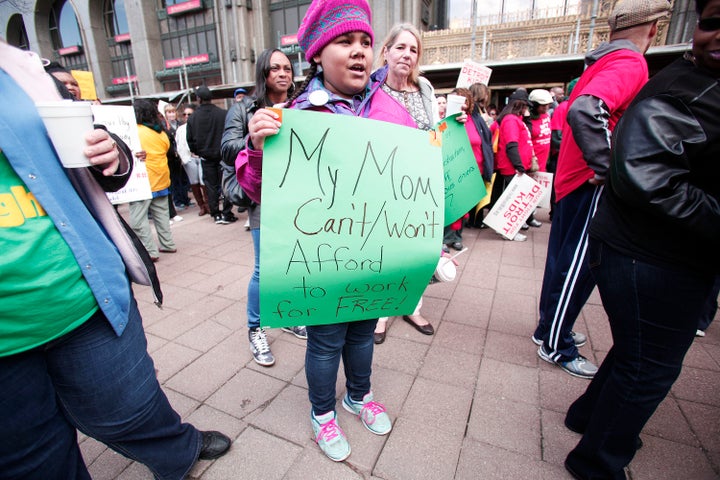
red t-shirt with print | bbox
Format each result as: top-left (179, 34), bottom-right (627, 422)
top-left (529, 113), bottom-right (551, 171)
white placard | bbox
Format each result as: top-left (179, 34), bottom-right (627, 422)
top-left (483, 174), bottom-right (546, 239)
top-left (456, 59), bottom-right (493, 88)
top-left (157, 100), bottom-right (169, 117)
top-left (91, 105), bottom-right (153, 204)
top-left (528, 171), bottom-right (553, 209)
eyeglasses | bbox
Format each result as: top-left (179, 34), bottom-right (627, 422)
top-left (182, 112), bottom-right (192, 117)
top-left (698, 17), bottom-right (720, 31)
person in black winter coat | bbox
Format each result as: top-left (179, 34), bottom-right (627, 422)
top-left (563, 0), bottom-right (720, 477)
top-left (186, 86), bottom-right (235, 224)
top-left (221, 48), bottom-right (306, 367)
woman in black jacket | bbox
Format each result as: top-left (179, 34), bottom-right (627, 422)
top-left (563, 1), bottom-right (720, 477)
top-left (220, 49), bottom-right (306, 367)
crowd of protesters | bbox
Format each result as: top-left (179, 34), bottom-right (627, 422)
top-left (2, 0), bottom-right (718, 478)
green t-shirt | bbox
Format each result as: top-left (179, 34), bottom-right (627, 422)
top-left (0, 150), bottom-right (98, 356)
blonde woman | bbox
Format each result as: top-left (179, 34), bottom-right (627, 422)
top-left (373, 23), bottom-right (440, 343)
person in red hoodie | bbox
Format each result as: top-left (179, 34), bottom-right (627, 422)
top-left (546, 77), bottom-right (578, 220)
top-left (490, 89), bottom-right (538, 241)
top-left (532, 0), bottom-right (672, 379)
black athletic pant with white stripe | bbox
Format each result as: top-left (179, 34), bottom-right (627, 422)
top-left (534, 183), bottom-right (603, 362)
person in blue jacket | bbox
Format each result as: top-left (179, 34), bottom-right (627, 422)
top-left (0, 39), bottom-right (231, 479)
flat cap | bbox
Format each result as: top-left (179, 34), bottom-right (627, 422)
top-left (608, 0), bottom-right (672, 31)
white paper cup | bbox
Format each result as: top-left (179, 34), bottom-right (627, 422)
top-left (434, 256), bottom-right (457, 282)
top-left (445, 94), bottom-right (466, 117)
top-left (35, 101), bottom-right (94, 168)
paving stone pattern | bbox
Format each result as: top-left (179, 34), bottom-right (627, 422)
top-left (82, 205), bottom-right (720, 480)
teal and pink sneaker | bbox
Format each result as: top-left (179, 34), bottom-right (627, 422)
top-left (342, 391), bottom-right (392, 435)
top-left (311, 410), bottom-right (351, 462)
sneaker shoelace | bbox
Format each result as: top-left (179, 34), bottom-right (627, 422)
top-left (250, 329), bottom-right (270, 354)
top-left (315, 417), bottom-right (344, 444)
top-left (360, 401), bottom-right (386, 425)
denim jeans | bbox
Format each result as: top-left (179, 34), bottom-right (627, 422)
top-left (565, 240), bottom-right (713, 479)
top-left (306, 319), bottom-right (377, 415)
top-left (247, 227), bottom-right (260, 329)
top-left (0, 301), bottom-right (200, 480)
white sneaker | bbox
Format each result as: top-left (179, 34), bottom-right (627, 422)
top-left (696, 329), bottom-right (706, 337)
top-left (512, 233), bottom-right (527, 242)
top-left (248, 328), bottom-right (275, 366)
top-left (172, 215), bottom-right (184, 222)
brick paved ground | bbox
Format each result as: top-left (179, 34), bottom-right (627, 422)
top-left (82, 205), bottom-right (720, 480)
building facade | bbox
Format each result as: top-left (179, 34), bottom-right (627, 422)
top-left (420, 0), bottom-right (697, 93)
top-left (0, 0), bottom-right (439, 101)
top-left (0, 0), bottom-right (699, 102)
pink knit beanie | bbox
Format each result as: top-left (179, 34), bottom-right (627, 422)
top-left (297, 0), bottom-right (374, 61)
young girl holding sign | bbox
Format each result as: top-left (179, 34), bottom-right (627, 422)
top-left (236, 0), bottom-right (404, 462)
top-left (236, 0), bottom-right (456, 462)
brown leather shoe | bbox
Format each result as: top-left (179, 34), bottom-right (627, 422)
top-left (374, 331), bottom-right (386, 344)
top-left (403, 315), bottom-right (434, 335)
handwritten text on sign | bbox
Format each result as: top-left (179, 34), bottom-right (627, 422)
top-left (91, 105), bottom-right (152, 204)
top-left (260, 109), bottom-right (443, 328)
top-left (439, 116), bottom-right (486, 225)
top-left (483, 174), bottom-right (545, 239)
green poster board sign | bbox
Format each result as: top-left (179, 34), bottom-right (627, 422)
top-left (438, 114), bottom-right (486, 226)
top-left (259, 109), bottom-right (444, 328)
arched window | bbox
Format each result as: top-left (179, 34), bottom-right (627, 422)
top-left (49, 0), bottom-right (87, 70)
top-left (49, 0), bottom-right (82, 50)
top-left (105, 0), bottom-right (129, 37)
top-left (7, 14), bottom-right (30, 50)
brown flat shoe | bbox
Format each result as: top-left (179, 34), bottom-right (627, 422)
top-left (374, 331), bottom-right (386, 344)
top-left (403, 315), bottom-right (434, 335)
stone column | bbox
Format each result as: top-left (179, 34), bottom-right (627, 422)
top-left (124, 0), bottom-right (163, 95)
